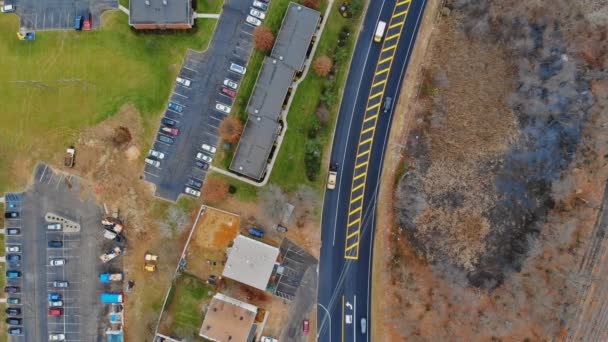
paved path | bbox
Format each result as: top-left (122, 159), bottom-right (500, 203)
top-left (118, 4), bottom-right (129, 15)
top-left (195, 13), bottom-right (220, 19)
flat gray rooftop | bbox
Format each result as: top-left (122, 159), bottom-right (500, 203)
top-left (230, 117), bottom-right (280, 180)
top-left (246, 57), bottom-right (295, 121)
top-left (271, 2), bottom-right (321, 71)
top-left (129, 0), bottom-right (192, 25)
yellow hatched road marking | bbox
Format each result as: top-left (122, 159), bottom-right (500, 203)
top-left (385, 32), bottom-right (400, 41)
top-left (375, 67), bottom-right (390, 76)
top-left (389, 21), bottom-right (404, 29)
top-left (381, 44), bottom-right (396, 53)
top-left (345, 242), bottom-right (360, 253)
top-left (346, 230), bottom-right (360, 240)
top-left (361, 125), bottom-right (375, 136)
top-left (355, 161), bottom-right (369, 169)
top-left (347, 217), bottom-right (361, 227)
top-left (392, 10), bottom-right (408, 19)
top-left (353, 172), bottom-right (365, 181)
top-left (363, 114), bottom-right (378, 123)
top-left (396, 0), bottom-right (410, 5)
top-left (369, 91), bottom-right (383, 100)
top-left (372, 79), bottom-right (387, 88)
top-left (350, 194), bottom-right (363, 204)
top-left (349, 205), bottom-right (362, 216)
top-left (378, 56), bottom-right (393, 65)
top-left (366, 102), bottom-right (380, 111)
top-left (351, 181), bottom-right (365, 193)
top-left (345, 254), bottom-right (358, 260)
top-left (359, 136), bottom-right (374, 147)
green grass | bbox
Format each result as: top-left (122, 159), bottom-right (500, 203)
top-left (197, 0), bottom-right (224, 14)
top-left (269, 1), bottom-right (363, 192)
top-left (119, 0), bottom-right (129, 8)
top-left (165, 273), bottom-right (211, 339)
top-left (0, 12), bottom-right (215, 193)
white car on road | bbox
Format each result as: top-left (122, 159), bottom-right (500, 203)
top-left (185, 187), bottom-right (201, 198)
top-left (246, 15), bottom-right (262, 26)
top-left (149, 149), bottom-right (165, 159)
top-left (249, 8), bottom-right (266, 20)
top-left (216, 103), bottom-right (231, 114)
top-left (176, 76), bottom-right (191, 87)
top-left (196, 153), bottom-right (213, 163)
top-left (201, 144), bottom-right (217, 154)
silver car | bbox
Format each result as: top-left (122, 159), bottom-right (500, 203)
top-left (223, 78), bottom-right (238, 90)
top-left (184, 187), bottom-right (201, 198)
top-left (249, 8), bottom-right (266, 20)
top-left (246, 15), bottom-right (262, 26)
top-left (47, 223), bottom-right (62, 231)
top-left (50, 258), bottom-right (66, 266)
top-left (201, 144), bottom-right (217, 154)
top-left (196, 152), bottom-right (213, 163)
top-left (145, 158), bottom-right (161, 168)
top-left (215, 103), bottom-right (231, 114)
top-left (52, 281), bottom-right (69, 288)
top-left (149, 149), bottom-right (165, 159)
top-left (5, 246), bottom-right (20, 253)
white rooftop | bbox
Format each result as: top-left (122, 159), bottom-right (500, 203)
top-left (222, 235), bottom-right (280, 291)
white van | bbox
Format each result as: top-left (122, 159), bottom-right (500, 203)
top-left (374, 21), bottom-right (386, 43)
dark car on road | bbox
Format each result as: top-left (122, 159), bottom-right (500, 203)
top-left (383, 96), bottom-right (392, 113)
top-left (4, 212), bottom-right (19, 219)
top-left (6, 308), bottom-right (21, 315)
top-left (48, 241), bottom-right (63, 248)
top-left (6, 254), bottom-right (21, 262)
top-left (8, 327), bottom-right (22, 335)
top-left (195, 161), bottom-right (209, 170)
top-left (4, 286), bottom-right (19, 294)
top-left (187, 178), bottom-right (202, 189)
top-left (6, 317), bottom-right (21, 325)
top-left (6, 228), bottom-right (20, 235)
top-left (161, 117), bottom-right (177, 126)
top-left (158, 135), bottom-right (174, 145)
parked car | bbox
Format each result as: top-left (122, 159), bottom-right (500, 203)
top-left (149, 149), bottom-right (165, 159)
top-left (176, 77), bottom-right (191, 87)
top-left (52, 281), bottom-right (69, 288)
top-left (161, 117), bottom-right (177, 126)
top-left (6, 255), bottom-right (20, 262)
top-left (6, 271), bottom-right (21, 278)
top-left (1, 4), bottom-right (16, 13)
top-left (145, 158), bottom-right (161, 168)
top-left (194, 161), bottom-right (209, 170)
top-left (249, 8), bottom-right (266, 19)
top-left (5, 317), bottom-right (21, 325)
top-left (74, 15), bottom-right (82, 30)
top-left (196, 153), bottom-right (213, 163)
top-left (48, 293), bottom-right (62, 301)
top-left (230, 62), bottom-right (247, 75)
top-left (246, 15), bottom-right (262, 26)
top-left (48, 241), bottom-right (63, 248)
top-left (5, 308), bottom-right (21, 315)
top-left (5, 245), bottom-right (20, 253)
top-left (248, 227), bottom-right (264, 238)
top-left (4, 286), bottom-right (19, 294)
top-left (47, 223), bottom-right (62, 231)
top-left (184, 187), bottom-right (201, 198)
top-left (161, 126), bottom-right (179, 136)
top-left (201, 144), bottom-right (217, 154)
top-left (4, 212), bottom-right (19, 219)
top-left (158, 135), bottom-right (174, 145)
top-left (48, 308), bottom-right (63, 316)
top-left (252, 1), bottom-right (268, 11)
top-left (303, 319), bottom-right (310, 335)
top-left (83, 13), bottom-right (91, 31)
top-left (215, 103), bottom-right (231, 114)
top-left (187, 178), bottom-right (203, 189)
top-left (223, 78), bottom-right (238, 90)
top-left (6, 228), bottom-right (20, 235)
top-left (49, 333), bottom-right (66, 341)
top-left (6, 298), bottom-right (20, 305)
top-left (8, 327), bottom-right (22, 335)
top-left (168, 102), bottom-right (184, 113)
top-left (50, 258), bottom-right (66, 266)
top-left (221, 87), bottom-right (237, 98)
top-left (383, 96), bottom-right (392, 113)
top-left (48, 300), bottom-right (63, 307)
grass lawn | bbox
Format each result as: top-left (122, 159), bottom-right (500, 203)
top-left (269, 1), bottom-right (363, 192)
top-left (197, 0), bottom-right (224, 14)
top-left (0, 12), bottom-right (215, 192)
top-left (162, 273), bottom-right (212, 340)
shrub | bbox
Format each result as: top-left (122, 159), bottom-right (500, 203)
top-left (218, 116), bottom-right (243, 144)
top-left (304, 139), bottom-right (322, 181)
top-left (253, 26), bottom-right (275, 51)
top-left (313, 56), bottom-right (333, 77)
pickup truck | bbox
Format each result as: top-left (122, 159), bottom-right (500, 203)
top-left (65, 147), bottom-right (75, 167)
top-left (327, 163), bottom-right (338, 190)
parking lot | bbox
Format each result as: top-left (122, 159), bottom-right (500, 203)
top-left (7, 0), bottom-right (117, 30)
top-left (3, 163), bottom-right (105, 341)
top-left (144, 0), bottom-right (257, 201)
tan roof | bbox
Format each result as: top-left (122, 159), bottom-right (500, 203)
top-left (199, 293), bottom-right (258, 342)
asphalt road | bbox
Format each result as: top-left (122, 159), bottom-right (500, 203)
top-left (317, 0), bottom-right (427, 341)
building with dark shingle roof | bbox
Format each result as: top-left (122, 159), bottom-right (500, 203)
top-left (230, 2), bottom-right (321, 181)
top-left (129, 0), bottom-right (193, 29)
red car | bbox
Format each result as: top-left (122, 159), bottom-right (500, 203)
top-left (48, 308), bottom-right (63, 316)
top-left (161, 126), bottom-right (179, 136)
top-left (83, 13), bottom-right (91, 31)
top-left (221, 87), bottom-right (237, 98)
top-left (303, 319), bottom-right (310, 335)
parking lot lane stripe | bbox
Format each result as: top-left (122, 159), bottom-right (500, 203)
top-left (39, 164), bottom-right (48, 181)
top-left (144, 171), bottom-right (160, 178)
top-left (173, 92), bottom-right (188, 99)
top-left (183, 66), bottom-right (197, 73)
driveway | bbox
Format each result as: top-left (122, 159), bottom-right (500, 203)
top-left (7, 0), bottom-right (117, 30)
top-left (144, 0), bottom-right (256, 201)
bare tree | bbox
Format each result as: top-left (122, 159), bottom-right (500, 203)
top-left (302, 0), bottom-right (319, 9)
top-left (260, 184), bottom-right (287, 221)
top-left (292, 185), bottom-right (318, 226)
top-left (313, 56), bottom-right (333, 77)
top-left (253, 26), bottom-right (275, 51)
top-left (218, 116), bottom-right (243, 144)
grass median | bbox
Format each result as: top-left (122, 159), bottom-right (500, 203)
top-left (0, 12), bottom-right (214, 192)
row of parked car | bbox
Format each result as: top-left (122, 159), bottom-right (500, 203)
top-left (247, 0), bottom-right (270, 26)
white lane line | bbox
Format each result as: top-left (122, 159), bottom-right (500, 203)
top-left (144, 171), bottom-right (160, 178)
top-left (174, 92), bottom-right (189, 99)
top-left (183, 66), bottom-right (197, 72)
top-left (39, 164), bottom-right (49, 182)
top-left (55, 174), bottom-right (64, 189)
top-left (167, 109), bottom-right (183, 115)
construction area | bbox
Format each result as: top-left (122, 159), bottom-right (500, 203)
top-left (374, 0), bottom-right (608, 340)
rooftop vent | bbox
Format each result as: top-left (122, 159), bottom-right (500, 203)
top-left (162, 0), bottom-right (167, 5)
top-left (145, 0), bottom-right (150, 5)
